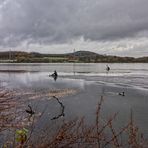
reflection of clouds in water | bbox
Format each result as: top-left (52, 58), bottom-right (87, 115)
top-left (0, 72), bottom-right (86, 90)
top-left (0, 82), bottom-right (8, 87)
top-left (6, 72), bottom-right (33, 87)
top-left (1, 71), bottom-right (148, 92)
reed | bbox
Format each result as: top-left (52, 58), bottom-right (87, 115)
top-left (38, 97), bottom-right (147, 148)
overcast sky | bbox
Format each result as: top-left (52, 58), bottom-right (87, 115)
top-left (0, 0), bottom-right (148, 57)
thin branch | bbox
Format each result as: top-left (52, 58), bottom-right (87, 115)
top-left (51, 96), bottom-right (65, 120)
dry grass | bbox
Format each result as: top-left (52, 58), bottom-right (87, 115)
top-left (37, 96), bottom-right (147, 148)
top-left (0, 89), bottom-right (21, 132)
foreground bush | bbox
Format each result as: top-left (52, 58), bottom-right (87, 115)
top-left (38, 97), bottom-right (147, 148)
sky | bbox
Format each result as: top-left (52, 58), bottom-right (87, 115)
top-left (0, 0), bottom-right (148, 57)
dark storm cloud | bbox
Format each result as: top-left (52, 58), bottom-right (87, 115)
top-left (0, 0), bottom-right (148, 47)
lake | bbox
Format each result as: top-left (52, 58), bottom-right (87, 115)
top-left (0, 63), bottom-right (148, 144)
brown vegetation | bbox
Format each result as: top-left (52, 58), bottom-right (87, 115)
top-left (39, 97), bottom-right (147, 148)
top-left (0, 51), bottom-right (148, 63)
top-left (0, 89), bottom-right (148, 148)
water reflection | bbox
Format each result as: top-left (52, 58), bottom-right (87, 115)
top-left (0, 63), bottom-right (148, 74)
top-left (0, 72), bottom-right (86, 90)
top-left (0, 64), bottom-right (148, 139)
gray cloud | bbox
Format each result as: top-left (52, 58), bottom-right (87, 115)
top-left (0, 0), bottom-right (148, 56)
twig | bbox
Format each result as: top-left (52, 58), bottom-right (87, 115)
top-left (51, 96), bottom-right (65, 120)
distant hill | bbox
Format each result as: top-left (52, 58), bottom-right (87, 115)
top-left (0, 50), bottom-right (148, 63)
top-left (67, 51), bottom-right (99, 57)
